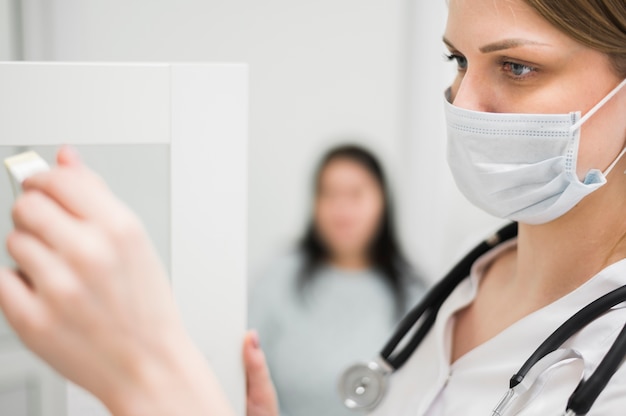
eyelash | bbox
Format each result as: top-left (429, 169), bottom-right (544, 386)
top-left (444, 53), bottom-right (467, 70)
top-left (444, 53), bottom-right (538, 80)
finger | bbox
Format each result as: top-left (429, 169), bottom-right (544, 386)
top-left (0, 267), bottom-right (46, 344)
top-left (12, 190), bottom-right (87, 252)
top-left (22, 165), bottom-right (130, 227)
top-left (6, 230), bottom-right (75, 295)
top-left (56, 146), bottom-right (82, 167)
top-left (243, 330), bottom-right (277, 408)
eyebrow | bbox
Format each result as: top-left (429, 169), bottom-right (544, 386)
top-left (442, 36), bottom-right (549, 53)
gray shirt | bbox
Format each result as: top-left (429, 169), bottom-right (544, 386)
top-left (249, 253), bottom-right (425, 416)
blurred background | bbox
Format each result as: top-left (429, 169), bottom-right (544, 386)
top-left (0, 1), bottom-right (510, 415)
top-left (0, 0), bottom-right (504, 285)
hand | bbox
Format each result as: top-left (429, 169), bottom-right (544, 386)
top-left (0, 147), bottom-right (234, 415)
top-left (244, 330), bottom-right (279, 416)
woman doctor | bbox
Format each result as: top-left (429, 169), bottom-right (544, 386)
top-left (1, 0), bottom-right (626, 415)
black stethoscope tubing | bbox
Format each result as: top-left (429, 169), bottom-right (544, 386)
top-left (374, 222), bottom-right (626, 414)
top-left (513, 285), bottom-right (626, 387)
top-left (381, 222), bottom-right (518, 369)
top-left (503, 283), bottom-right (626, 415)
top-left (566, 322), bottom-right (626, 415)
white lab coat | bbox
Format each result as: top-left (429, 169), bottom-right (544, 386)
top-left (369, 239), bottom-right (626, 415)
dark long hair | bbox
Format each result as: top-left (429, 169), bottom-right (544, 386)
top-left (298, 144), bottom-right (412, 314)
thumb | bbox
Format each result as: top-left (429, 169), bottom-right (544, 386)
top-left (243, 330), bottom-right (279, 416)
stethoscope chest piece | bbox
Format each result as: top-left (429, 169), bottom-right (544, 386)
top-left (338, 358), bottom-right (392, 411)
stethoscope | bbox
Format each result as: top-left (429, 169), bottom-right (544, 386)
top-left (339, 222), bottom-right (626, 415)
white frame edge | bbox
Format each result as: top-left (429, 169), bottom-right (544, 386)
top-left (171, 63), bottom-right (248, 416)
top-left (0, 62), bottom-right (248, 416)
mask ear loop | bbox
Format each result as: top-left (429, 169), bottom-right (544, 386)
top-left (602, 147), bottom-right (626, 176)
top-left (569, 79), bottom-right (626, 176)
top-left (571, 79), bottom-right (626, 132)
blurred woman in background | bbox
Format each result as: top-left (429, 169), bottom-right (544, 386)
top-left (249, 144), bottom-right (424, 416)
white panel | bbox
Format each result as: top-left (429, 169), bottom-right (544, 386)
top-left (0, 63), bottom-right (171, 145)
top-left (170, 64), bottom-right (247, 416)
top-left (0, 62), bottom-right (247, 415)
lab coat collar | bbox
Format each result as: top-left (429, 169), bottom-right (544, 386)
top-left (435, 237), bottom-right (626, 371)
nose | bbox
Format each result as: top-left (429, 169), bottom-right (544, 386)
top-left (451, 71), bottom-right (496, 113)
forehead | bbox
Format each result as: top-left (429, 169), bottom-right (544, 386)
top-left (445, 0), bottom-right (573, 50)
top-left (447, 0), bottom-right (533, 22)
top-left (322, 159), bottom-right (367, 178)
top-left (319, 159), bottom-right (378, 186)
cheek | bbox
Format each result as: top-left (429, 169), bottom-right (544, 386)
top-left (314, 202), bottom-right (351, 239)
top-left (354, 197), bottom-right (385, 236)
top-left (576, 106), bottom-right (626, 176)
top-left (314, 203), bottom-right (332, 232)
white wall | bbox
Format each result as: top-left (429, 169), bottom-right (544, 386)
top-left (19, 0), bottom-right (411, 280)
top-left (0, 0), bottom-right (11, 59)
top-left (13, 0), bottom-right (507, 285)
top-left (0, 0), bottom-right (18, 59)
top-left (403, 1), bottom-right (506, 280)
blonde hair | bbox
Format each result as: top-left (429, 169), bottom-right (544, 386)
top-left (524, 0), bottom-right (626, 76)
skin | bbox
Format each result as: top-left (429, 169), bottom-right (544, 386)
top-left (0, 0), bottom-right (625, 414)
top-left (445, 0), bottom-right (626, 362)
top-left (0, 148), bottom-right (244, 415)
top-left (314, 158), bottom-right (385, 270)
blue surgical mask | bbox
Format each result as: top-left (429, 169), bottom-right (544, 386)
top-left (444, 79), bottom-right (626, 225)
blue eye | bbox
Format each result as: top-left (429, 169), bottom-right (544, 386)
top-left (445, 54), bottom-right (468, 71)
top-left (503, 62), bottom-right (535, 78)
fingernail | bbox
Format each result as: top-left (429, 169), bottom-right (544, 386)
top-left (250, 330), bottom-right (261, 349)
